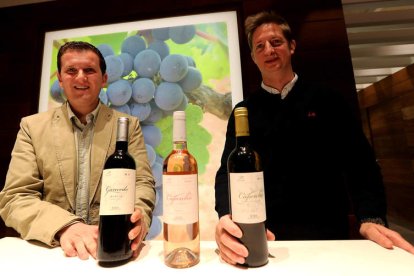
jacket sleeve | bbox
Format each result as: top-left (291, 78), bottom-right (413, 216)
top-left (0, 117), bottom-right (81, 247)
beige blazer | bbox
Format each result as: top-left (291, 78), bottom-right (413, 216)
top-left (0, 103), bottom-right (155, 247)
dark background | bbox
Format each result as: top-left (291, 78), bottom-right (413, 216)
top-left (0, 0), bottom-right (356, 235)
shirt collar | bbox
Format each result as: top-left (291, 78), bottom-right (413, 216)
top-left (67, 101), bottom-right (101, 129)
top-left (261, 73), bottom-right (298, 99)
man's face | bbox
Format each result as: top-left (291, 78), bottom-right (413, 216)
top-left (57, 49), bottom-right (107, 112)
top-left (251, 23), bottom-right (296, 77)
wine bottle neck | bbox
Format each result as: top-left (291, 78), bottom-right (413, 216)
top-left (173, 141), bottom-right (188, 150)
top-left (116, 117), bottom-right (129, 152)
top-left (233, 107), bottom-right (251, 147)
top-left (115, 141), bottom-right (128, 152)
top-left (173, 111), bottom-right (187, 143)
top-left (234, 113), bottom-right (249, 137)
top-left (235, 135), bottom-right (250, 147)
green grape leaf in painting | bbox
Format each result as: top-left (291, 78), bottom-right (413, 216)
top-left (156, 104), bottom-right (212, 175)
top-left (167, 22), bottom-right (230, 88)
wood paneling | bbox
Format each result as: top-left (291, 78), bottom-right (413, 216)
top-left (359, 63), bottom-right (414, 229)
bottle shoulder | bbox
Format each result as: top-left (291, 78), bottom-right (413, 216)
top-left (164, 149), bottom-right (198, 173)
top-left (227, 145), bottom-right (262, 172)
top-left (229, 144), bottom-right (260, 157)
top-left (105, 151), bottom-right (136, 169)
top-left (165, 149), bottom-right (197, 161)
top-left (107, 150), bottom-right (135, 160)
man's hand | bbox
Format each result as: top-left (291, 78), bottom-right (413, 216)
top-left (215, 214), bottom-right (275, 266)
top-left (58, 222), bottom-right (99, 260)
top-left (360, 222), bottom-right (414, 254)
top-left (129, 208), bottom-right (147, 258)
top-left (58, 208), bottom-right (147, 260)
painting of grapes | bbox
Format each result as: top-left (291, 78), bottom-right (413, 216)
top-left (39, 11), bottom-right (243, 240)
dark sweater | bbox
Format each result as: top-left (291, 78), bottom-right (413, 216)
top-left (215, 78), bottom-right (387, 240)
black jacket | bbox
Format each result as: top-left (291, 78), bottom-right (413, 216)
top-left (215, 78), bottom-right (387, 240)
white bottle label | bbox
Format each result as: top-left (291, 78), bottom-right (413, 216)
top-left (100, 168), bottom-right (136, 215)
top-left (229, 172), bottom-right (266, 223)
top-left (163, 174), bottom-right (198, 224)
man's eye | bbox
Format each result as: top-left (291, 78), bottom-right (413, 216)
top-left (255, 44), bottom-right (264, 51)
top-left (84, 68), bottom-right (96, 74)
top-left (66, 68), bottom-right (77, 74)
top-left (270, 40), bottom-right (283, 47)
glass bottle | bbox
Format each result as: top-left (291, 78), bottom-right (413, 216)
top-left (98, 117), bottom-right (136, 263)
top-left (227, 107), bottom-right (268, 267)
top-left (162, 111), bottom-right (200, 268)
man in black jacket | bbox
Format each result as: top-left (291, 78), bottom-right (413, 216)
top-left (214, 10), bottom-right (414, 266)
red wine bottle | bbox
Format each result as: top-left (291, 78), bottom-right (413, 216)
top-left (227, 107), bottom-right (268, 267)
top-left (98, 117), bottom-right (136, 262)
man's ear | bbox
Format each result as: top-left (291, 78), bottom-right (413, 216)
top-left (57, 72), bottom-right (63, 88)
top-left (102, 73), bottom-right (108, 88)
top-left (290, 39), bottom-right (296, 55)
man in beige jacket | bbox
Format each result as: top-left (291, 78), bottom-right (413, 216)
top-left (0, 41), bottom-right (156, 260)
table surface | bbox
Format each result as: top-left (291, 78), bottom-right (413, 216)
top-left (0, 237), bottom-right (413, 275)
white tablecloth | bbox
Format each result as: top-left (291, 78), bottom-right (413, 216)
top-left (0, 237), bottom-right (413, 275)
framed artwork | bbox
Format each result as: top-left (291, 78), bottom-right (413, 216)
top-left (39, 11), bottom-right (243, 240)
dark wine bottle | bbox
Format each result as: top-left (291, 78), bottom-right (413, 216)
top-left (227, 107), bottom-right (268, 267)
top-left (98, 117), bottom-right (136, 263)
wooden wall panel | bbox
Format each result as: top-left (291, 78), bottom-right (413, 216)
top-left (359, 65), bottom-right (414, 109)
top-left (359, 63), bottom-right (414, 229)
top-left (387, 183), bottom-right (414, 227)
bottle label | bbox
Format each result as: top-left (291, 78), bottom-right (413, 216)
top-left (229, 172), bottom-right (266, 223)
top-left (162, 174), bottom-right (198, 224)
top-left (100, 168), bottom-right (136, 215)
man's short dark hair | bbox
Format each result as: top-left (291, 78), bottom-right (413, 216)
top-left (245, 10), bottom-right (294, 51)
top-left (57, 41), bottom-right (106, 74)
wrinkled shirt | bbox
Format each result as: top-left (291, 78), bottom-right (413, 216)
top-left (67, 103), bottom-right (100, 223)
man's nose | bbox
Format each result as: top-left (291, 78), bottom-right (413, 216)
top-left (264, 41), bottom-right (275, 55)
top-left (77, 70), bottom-right (88, 80)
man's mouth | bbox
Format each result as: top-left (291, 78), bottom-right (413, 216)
top-left (74, 85), bottom-right (89, 90)
top-left (265, 57), bottom-right (278, 64)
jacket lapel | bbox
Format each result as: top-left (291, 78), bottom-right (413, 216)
top-left (89, 105), bottom-right (114, 203)
top-left (53, 105), bottom-right (77, 209)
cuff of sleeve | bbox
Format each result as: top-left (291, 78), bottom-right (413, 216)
top-left (359, 217), bottom-right (386, 226)
top-left (51, 219), bottom-right (83, 246)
